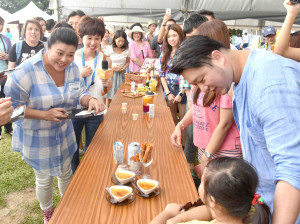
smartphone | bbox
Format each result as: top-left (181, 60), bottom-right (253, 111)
top-left (166, 8), bottom-right (171, 15)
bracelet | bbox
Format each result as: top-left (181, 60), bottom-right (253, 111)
top-left (178, 121), bottom-right (185, 130)
top-left (203, 150), bottom-right (213, 159)
top-left (166, 92), bottom-right (171, 96)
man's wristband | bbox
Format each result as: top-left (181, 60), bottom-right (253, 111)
top-left (166, 92), bottom-right (171, 96)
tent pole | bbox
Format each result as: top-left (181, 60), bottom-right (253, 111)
top-left (56, 0), bottom-right (61, 21)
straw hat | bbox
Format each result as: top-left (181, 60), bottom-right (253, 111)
top-left (128, 26), bottom-right (145, 39)
top-left (148, 19), bottom-right (157, 28)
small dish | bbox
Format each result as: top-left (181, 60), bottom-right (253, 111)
top-left (105, 189), bottom-right (135, 205)
top-left (111, 172), bottom-right (136, 185)
top-left (108, 185), bottom-right (133, 203)
top-left (133, 185), bottom-right (161, 198)
top-left (137, 179), bottom-right (159, 195)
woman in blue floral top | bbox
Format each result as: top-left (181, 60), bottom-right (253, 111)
top-left (159, 24), bottom-right (187, 141)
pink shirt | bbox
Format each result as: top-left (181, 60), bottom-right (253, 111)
top-left (129, 41), bottom-right (153, 73)
top-left (193, 91), bottom-right (240, 150)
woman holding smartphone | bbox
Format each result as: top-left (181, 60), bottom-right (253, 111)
top-left (5, 27), bottom-right (105, 224)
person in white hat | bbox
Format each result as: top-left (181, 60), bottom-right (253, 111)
top-left (146, 19), bottom-right (157, 42)
top-left (128, 25), bottom-right (153, 73)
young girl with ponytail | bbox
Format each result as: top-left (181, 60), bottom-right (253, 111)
top-left (151, 157), bottom-right (270, 224)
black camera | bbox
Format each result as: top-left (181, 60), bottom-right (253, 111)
top-left (290, 0), bottom-right (300, 4)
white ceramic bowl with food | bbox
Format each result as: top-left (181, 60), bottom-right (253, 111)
top-left (115, 170), bottom-right (136, 184)
top-left (137, 179), bottom-right (159, 195)
top-left (109, 185), bottom-right (133, 203)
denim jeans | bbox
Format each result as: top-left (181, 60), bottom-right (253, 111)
top-left (71, 115), bottom-right (103, 174)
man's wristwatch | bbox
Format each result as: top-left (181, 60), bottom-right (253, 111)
top-left (179, 92), bottom-right (184, 97)
top-left (203, 150), bottom-right (213, 159)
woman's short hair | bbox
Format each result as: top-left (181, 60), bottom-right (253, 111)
top-left (47, 27), bottom-right (78, 49)
top-left (22, 19), bottom-right (43, 40)
top-left (78, 16), bottom-right (105, 39)
top-left (0, 16), bottom-right (4, 25)
top-left (112, 30), bottom-right (129, 49)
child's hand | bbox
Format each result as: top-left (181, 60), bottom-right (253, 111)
top-left (164, 203), bottom-right (183, 218)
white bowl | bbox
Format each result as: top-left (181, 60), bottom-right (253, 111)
top-left (137, 179), bottom-right (159, 195)
top-left (109, 185), bottom-right (133, 203)
top-left (115, 170), bottom-right (136, 184)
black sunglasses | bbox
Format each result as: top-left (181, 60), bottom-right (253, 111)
top-left (181, 198), bottom-right (203, 211)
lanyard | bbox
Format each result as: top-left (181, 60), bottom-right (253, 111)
top-left (81, 49), bottom-right (97, 89)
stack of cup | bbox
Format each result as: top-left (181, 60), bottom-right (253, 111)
top-left (122, 103), bottom-right (127, 114)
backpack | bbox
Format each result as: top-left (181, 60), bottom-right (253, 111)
top-left (15, 40), bottom-right (46, 63)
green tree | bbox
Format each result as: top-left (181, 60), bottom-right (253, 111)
top-left (0, 0), bottom-right (51, 14)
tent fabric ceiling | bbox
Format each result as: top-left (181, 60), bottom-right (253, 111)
top-left (51, 0), bottom-right (300, 25)
top-left (7, 1), bottom-right (53, 24)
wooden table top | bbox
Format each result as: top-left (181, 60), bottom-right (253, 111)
top-left (50, 83), bottom-right (198, 224)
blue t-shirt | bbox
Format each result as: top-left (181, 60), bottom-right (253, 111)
top-left (233, 50), bottom-right (300, 223)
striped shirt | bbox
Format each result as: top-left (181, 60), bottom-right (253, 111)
top-left (5, 49), bottom-right (89, 176)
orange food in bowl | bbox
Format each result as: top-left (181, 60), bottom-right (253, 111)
top-left (138, 182), bottom-right (156, 190)
top-left (111, 188), bottom-right (130, 197)
top-left (116, 173), bottom-right (134, 179)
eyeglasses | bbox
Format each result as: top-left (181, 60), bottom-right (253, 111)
top-left (180, 198), bottom-right (203, 211)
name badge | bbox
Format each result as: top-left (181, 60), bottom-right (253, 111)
top-left (68, 82), bottom-right (80, 91)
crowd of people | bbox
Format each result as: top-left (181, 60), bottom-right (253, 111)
top-left (0, 0), bottom-right (300, 223)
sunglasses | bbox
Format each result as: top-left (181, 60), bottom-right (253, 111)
top-left (181, 198), bottom-right (203, 211)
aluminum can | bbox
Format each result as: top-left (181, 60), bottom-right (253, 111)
top-left (128, 142), bottom-right (141, 161)
top-left (131, 81), bottom-right (135, 92)
top-left (149, 104), bottom-right (154, 118)
top-left (113, 142), bottom-right (124, 164)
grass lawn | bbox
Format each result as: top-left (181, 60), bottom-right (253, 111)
top-left (0, 130), bottom-right (61, 224)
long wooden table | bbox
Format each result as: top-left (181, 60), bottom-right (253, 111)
top-left (50, 83), bottom-right (198, 224)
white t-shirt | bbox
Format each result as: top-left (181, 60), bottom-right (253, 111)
top-left (74, 51), bottom-right (104, 102)
top-left (105, 45), bottom-right (131, 68)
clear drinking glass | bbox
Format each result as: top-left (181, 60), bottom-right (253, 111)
top-left (139, 147), bottom-right (153, 178)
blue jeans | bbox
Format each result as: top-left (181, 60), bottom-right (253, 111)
top-left (71, 115), bottom-right (103, 174)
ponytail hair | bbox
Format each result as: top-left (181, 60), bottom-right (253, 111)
top-left (204, 158), bottom-right (270, 224)
top-left (243, 204), bottom-right (270, 224)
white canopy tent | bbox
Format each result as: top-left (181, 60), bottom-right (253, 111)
top-left (0, 8), bottom-right (13, 22)
top-left (7, 1), bottom-right (54, 24)
top-left (50, 0), bottom-right (300, 24)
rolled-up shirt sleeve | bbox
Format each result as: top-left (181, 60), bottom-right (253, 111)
top-left (255, 83), bottom-right (300, 190)
top-left (4, 70), bottom-right (31, 108)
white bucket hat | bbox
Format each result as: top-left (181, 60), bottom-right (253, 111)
top-left (128, 26), bottom-right (145, 39)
